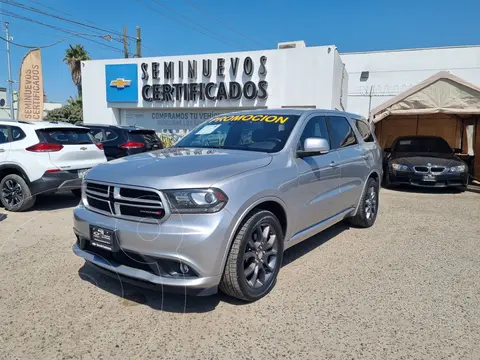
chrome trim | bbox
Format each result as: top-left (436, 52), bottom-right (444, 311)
top-left (83, 180), bottom-right (170, 223)
top-left (413, 165), bottom-right (446, 174)
top-left (113, 186), bottom-right (163, 205)
top-left (85, 189), bottom-right (109, 198)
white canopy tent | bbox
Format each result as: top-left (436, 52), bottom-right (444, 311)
top-left (371, 71), bottom-right (480, 123)
top-left (370, 71), bottom-right (480, 181)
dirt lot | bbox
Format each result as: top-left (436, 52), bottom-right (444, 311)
top-left (0, 189), bottom-right (479, 360)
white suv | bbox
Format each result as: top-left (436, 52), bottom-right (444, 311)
top-left (0, 120), bottom-right (107, 212)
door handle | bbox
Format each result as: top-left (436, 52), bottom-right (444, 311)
top-left (361, 153), bottom-right (369, 159)
top-left (329, 161), bottom-right (338, 168)
top-left (0, 148), bottom-right (5, 153)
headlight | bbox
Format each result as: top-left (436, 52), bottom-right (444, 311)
top-left (164, 188), bottom-right (228, 214)
top-left (391, 163), bottom-right (410, 171)
top-left (449, 164), bottom-right (466, 172)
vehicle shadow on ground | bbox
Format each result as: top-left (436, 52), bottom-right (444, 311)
top-left (78, 222), bottom-right (349, 313)
top-left (385, 184), bottom-right (465, 195)
top-left (0, 213), bottom-right (6, 222)
top-left (32, 192), bottom-right (80, 211)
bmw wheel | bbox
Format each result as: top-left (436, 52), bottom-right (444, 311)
top-left (220, 209), bottom-right (284, 302)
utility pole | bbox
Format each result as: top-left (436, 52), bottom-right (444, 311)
top-left (136, 26), bottom-right (141, 58)
top-left (5, 22), bottom-right (15, 120)
top-left (123, 26), bottom-right (128, 58)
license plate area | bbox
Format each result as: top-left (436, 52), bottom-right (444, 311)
top-left (90, 225), bottom-right (118, 252)
top-left (422, 174), bottom-right (436, 182)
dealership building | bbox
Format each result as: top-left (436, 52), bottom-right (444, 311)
top-left (81, 42), bottom-right (480, 179)
top-left (82, 42), bottom-right (480, 128)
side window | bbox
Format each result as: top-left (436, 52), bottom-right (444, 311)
top-left (327, 116), bottom-right (358, 149)
top-left (90, 129), bottom-right (104, 142)
top-left (0, 126), bottom-right (10, 144)
top-left (11, 126), bottom-right (26, 142)
top-left (105, 129), bottom-right (118, 141)
top-left (298, 116), bottom-right (329, 150)
top-left (354, 119), bottom-right (374, 142)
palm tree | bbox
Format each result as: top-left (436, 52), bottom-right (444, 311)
top-left (63, 44), bottom-right (91, 98)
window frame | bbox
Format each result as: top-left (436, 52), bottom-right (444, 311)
top-left (10, 126), bottom-right (27, 142)
top-left (0, 125), bottom-right (11, 144)
top-left (296, 115), bottom-right (331, 151)
top-left (354, 119), bottom-right (374, 143)
top-left (326, 116), bottom-right (358, 150)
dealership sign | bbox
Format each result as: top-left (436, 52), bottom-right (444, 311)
top-left (106, 56), bottom-right (268, 103)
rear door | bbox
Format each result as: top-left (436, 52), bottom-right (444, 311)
top-left (0, 125), bottom-right (11, 162)
top-left (326, 116), bottom-right (365, 211)
top-left (36, 127), bottom-right (106, 170)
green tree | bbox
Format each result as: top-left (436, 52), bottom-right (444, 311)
top-left (44, 97), bottom-right (83, 123)
top-left (63, 44), bottom-right (91, 98)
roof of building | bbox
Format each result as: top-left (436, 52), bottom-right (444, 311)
top-left (341, 44), bottom-right (480, 56)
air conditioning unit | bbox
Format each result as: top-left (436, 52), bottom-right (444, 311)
top-left (0, 88), bottom-right (7, 107)
top-left (277, 40), bottom-right (306, 49)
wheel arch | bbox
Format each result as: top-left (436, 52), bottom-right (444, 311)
top-left (0, 164), bottom-right (30, 184)
top-left (220, 196), bottom-right (288, 274)
top-left (352, 170), bottom-right (381, 217)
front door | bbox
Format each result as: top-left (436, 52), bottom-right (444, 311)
top-left (292, 116), bottom-right (343, 233)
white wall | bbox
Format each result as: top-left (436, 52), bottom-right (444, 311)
top-left (341, 46), bottom-right (480, 118)
top-left (81, 46), bottom-right (344, 129)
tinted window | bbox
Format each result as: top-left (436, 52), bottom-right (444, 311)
top-left (176, 114), bottom-right (301, 153)
top-left (327, 117), bottom-right (357, 149)
top-left (90, 128), bottom-right (104, 142)
top-left (298, 116), bottom-right (329, 150)
top-left (393, 137), bottom-right (452, 153)
top-left (11, 126), bottom-right (26, 142)
top-left (105, 129), bottom-right (119, 141)
top-left (0, 126), bottom-right (9, 144)
top-left (354, 119), bottom-right (374, 142)
top-left (37, 128), bottom-right (94, 145)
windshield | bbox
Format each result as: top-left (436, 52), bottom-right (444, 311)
top-left (175, 113), bottom-right (301, 153)
top-left (393, 137), bottom-right (453, 153)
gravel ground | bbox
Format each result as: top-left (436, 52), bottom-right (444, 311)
top-left (0, 188), bottom-right (479, 360)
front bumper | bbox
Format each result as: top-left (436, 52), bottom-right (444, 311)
top-left (388, 170), bottom-right (468, 188)
top-left (30, 170), bottom-right (84, 195)
top-left (73, 205), bottom-right (234, 294)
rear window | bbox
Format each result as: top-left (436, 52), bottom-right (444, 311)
top-left (37, 128), bottom-right (94, 145)
top-left (128, 130), bottom-right (160, 144)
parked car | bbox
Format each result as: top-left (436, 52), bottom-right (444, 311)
top-left (0, 120), bottom-right (107, 212)
top-left (72, 110), bottom-right (382, 301)
top-left (80, 124), bottom-right (163, 160)
top-left (383, 135), bottom-right (468, 191)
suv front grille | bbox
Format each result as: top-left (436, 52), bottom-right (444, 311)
top-left (84, 181), bottom-right (167, 222)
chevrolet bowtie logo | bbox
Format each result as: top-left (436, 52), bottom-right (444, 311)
top-left (110, 78), bottom-right (132, 89)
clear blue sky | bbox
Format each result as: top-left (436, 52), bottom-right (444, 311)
top-left (1, 0), bottom-right (479, 103)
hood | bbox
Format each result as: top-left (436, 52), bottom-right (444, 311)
top-left (388, 152), bottom-right (462, 167)
top-left (86, 148), bottom-right (272, 189)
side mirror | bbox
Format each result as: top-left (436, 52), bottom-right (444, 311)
top-left (297, 137), bottom-right (330, 158)
top-left (383, 147), bottom-right (392, 153)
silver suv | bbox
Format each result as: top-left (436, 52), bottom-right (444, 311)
top-left (73, 110), bottom-right (382, 301)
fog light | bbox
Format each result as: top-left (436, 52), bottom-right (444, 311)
top-left (179, 263), bottom-right (190, 274)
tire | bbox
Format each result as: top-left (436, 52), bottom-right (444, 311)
top-left (348, 177), bottom-right (379, 228)
top-left (458, 185), bottom-right (467, 193)
top-left (71, 189), bottom-right (82, 198)
top-left (0, 174), bottom-right (36, 212)
top-left (220, 209), bottom-right (284, 302)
